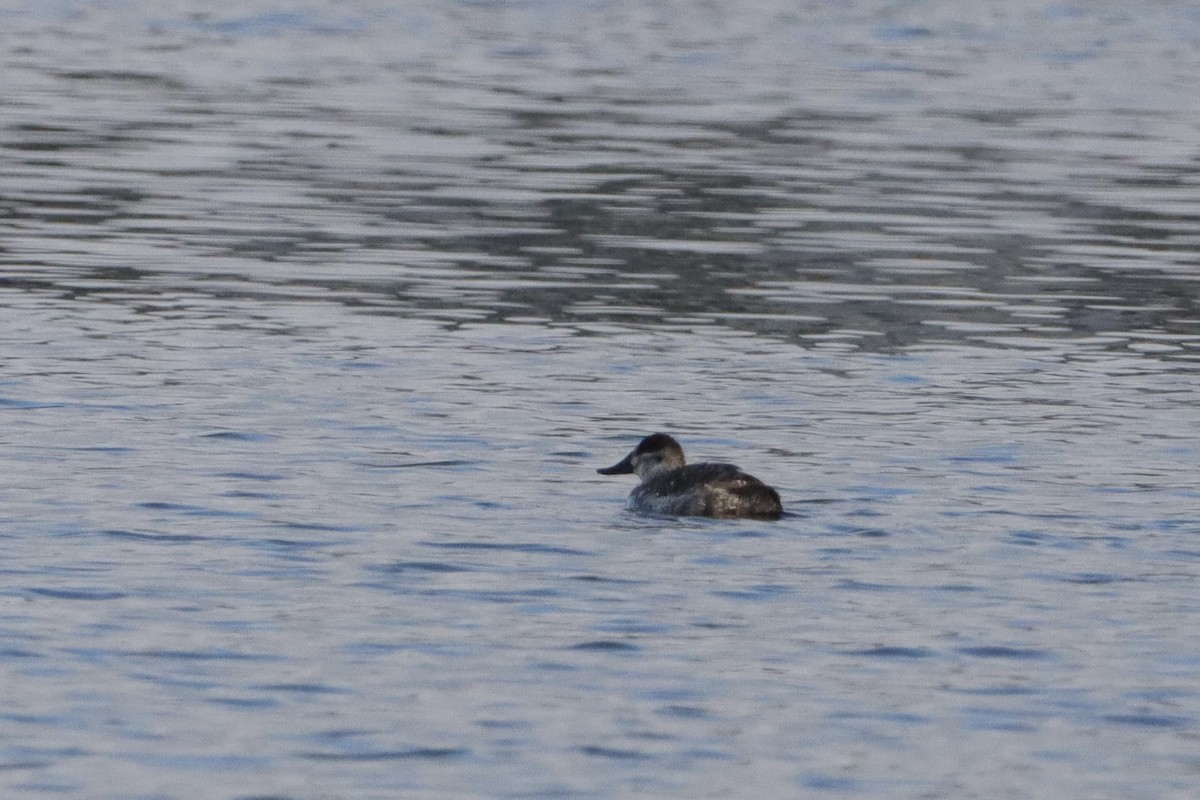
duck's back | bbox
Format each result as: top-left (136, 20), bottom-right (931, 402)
top-left (631, 462), bottom-right (783, 520)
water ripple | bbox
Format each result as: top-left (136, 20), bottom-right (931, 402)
top-left (3, 3), bottom-right (1200, 799)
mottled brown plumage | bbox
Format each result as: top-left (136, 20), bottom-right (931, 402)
top-left (598, 433), bottom-right (782, 519)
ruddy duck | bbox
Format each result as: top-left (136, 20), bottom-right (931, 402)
top-left (597, 433), bottom-right (783, 520)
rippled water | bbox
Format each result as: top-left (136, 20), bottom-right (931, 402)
top-left (3, 1), bottom-right (1200, 798)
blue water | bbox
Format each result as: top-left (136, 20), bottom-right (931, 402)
top-left (3, 1), bottom-right (1200, 798)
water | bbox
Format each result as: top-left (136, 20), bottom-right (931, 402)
top-left (2, 1), bottom-right (1200, 797)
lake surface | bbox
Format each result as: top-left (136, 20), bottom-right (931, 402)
top-left (2, 1), bottom-right (1200, 798)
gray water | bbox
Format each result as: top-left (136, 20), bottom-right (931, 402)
top-left (3, 1), bottom-right (1200, 798)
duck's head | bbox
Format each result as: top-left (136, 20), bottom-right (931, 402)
top-left (597, 432), bottom-right (686, 480)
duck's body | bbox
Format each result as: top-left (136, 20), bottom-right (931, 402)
top-left (598, 433), bottom-right (783, 520)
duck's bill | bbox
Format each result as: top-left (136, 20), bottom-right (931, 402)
top-left (597, 453), bottom-right (634, 475)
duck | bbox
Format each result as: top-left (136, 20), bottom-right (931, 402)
top-left (597, 433), bottom-right (783, 519)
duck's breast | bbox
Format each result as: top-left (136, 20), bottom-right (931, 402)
top-left (628, 482), bottom-right (709, 516)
